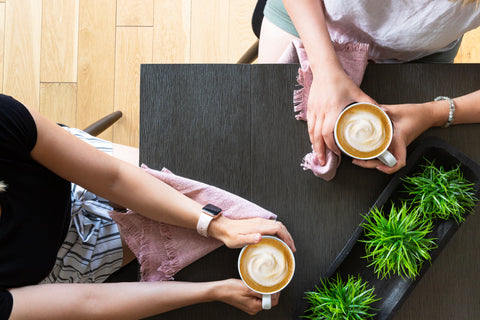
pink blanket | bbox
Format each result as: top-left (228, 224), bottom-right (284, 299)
top-left (278, 39), bottom-right (370, 181)
top-left (110, 165), bottom-right (277, 281)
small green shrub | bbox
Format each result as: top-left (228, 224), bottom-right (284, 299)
top-left (304, 274), bottom-right (379, 320)
top-left (361, 204), bottom-right (437, 280)
top-left (402, 160), bottom-right (477, 223)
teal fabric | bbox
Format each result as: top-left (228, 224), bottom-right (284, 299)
top-left (264, 0), bottom-right (299, 37)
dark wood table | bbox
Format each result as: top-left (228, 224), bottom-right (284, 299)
top-left (137, 64), bottom-right (480, 320)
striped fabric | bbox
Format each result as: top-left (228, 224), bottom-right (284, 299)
top-left (40, 128), bottom-right (123, 284)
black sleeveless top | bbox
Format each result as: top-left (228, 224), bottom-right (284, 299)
top-left (0, 95), bottom-right (71, 319)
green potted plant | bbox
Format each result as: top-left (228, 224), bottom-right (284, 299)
top-left (402, 160), bottom-right (477, 223)
top-left (304, 274), bottom-right (379, 320)
top-left (361, 203), bottom-right (437, 280)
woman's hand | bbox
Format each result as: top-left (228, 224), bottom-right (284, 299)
top-left (214, 279), bottom-right (280, 315)
top-left (209, 216), bottom-right (296, 252)
top-left (352, 102), bottom-right (438, 174)
top-left (307, 71), bottom-right (377, 165)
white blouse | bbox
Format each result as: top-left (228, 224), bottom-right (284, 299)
top-left (323, 0), bottom-right (480, 62)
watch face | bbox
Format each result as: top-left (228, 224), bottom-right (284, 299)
top-left (203, 203), bottom-right (222, 216)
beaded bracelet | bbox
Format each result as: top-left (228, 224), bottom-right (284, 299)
top-left (434, 96), bottom-right (456, 128)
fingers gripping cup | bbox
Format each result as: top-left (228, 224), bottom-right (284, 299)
top-left (238, 236), bottom-right (295, 310)
top-left (334, 102), bottom-right (397, 167)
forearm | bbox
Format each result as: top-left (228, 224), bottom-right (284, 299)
top-left (29, 109), bottom-right (202, 231)
top-left (29, 106), bottom-right (295, 251)
top-left (282, 0), bottom-right (342, 75)
top-left (98, 160), bottom-right (202, 230)
top-left (451, 90), bottom-right (480, 125)
top-left (10, 281), bottom-right (219, 320)
top-left (421, 90), bottom-right (480, 128)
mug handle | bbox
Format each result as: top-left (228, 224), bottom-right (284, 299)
top-left (378, 150), bottom-right (397, 167)
top-left (262, 294), bottom-right (271, 310)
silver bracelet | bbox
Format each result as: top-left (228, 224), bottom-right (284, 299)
top-left (434, 96), bottom-right (456, 128)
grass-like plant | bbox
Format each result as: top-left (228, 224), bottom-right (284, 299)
top-left (402, 160), bottom-right (477, 223)
top-left (304, 274), bottom-right (379, 320)
top-left (361, 204), bottom-right (437, 280)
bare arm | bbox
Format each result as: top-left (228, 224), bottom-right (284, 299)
top-left (282, 0), bottom-right (340, 73)
top-left (9, 279), bottom-right (267, 320)
top-left (282, 0), bottom-right (376, 164)
top-left (28, 109), bottom-right (295, 250)
top-left (448, 90), bottom-right (480, 125)
top-left (30, 108), bottom-right (203, 231)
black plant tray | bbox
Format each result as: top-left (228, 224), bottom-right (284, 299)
top-left (321, 136), bottom-right (480, 320)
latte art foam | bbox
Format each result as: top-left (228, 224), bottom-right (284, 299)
top-left (342, 111), bottom-right (385, 153)
top-left (239, 237), bottom-right (295, 293)
top-left (245, 245), bottom-right (288, 287)
top-left (335, 103), bottom-right (392, 159)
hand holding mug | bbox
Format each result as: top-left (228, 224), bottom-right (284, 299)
top-left (238, 236), bottom-right (295, 310)
top-left (352, 102), bottom-right (438, 174)
top-left (334, 102), bottom-right (397, 167)
top-left (306, 72), bottom-right (376, 165)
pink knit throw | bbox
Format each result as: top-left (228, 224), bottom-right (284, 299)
top-left (278, 39), bottom-right (370, 181)
top-left (109, 165), bottom-right (277, 281)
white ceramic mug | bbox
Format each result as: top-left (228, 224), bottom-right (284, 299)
top-left (334, 102), bottom-right (397, 167)
top-left (238, 236), bottom-right (295, 310)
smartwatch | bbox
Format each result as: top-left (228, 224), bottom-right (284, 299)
top-left (196, 204), bottom-right (223, 237)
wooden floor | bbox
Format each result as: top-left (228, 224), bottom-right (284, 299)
top-left (0, 0), bottom-right (479, 147)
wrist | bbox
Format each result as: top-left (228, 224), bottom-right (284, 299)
top-left (208, 279), bottom-right (236, 304)
top-left (196, 204), bottom-right (223, 237)
top-left (205, 280), bottom-right (224, 303)
top-left (434, 96), bottom-right (455, 128)
top-left (207, 214), bottom-right (228, 241)
top-left (426, 99), bottom-right (452, 128)
top-left (310, 58), bottom-right (344, 80)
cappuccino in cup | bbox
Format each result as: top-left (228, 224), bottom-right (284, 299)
top-left (238, 236), bottom-right (295, 310)
top-left (334, 103), bottom-right (397, 167)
